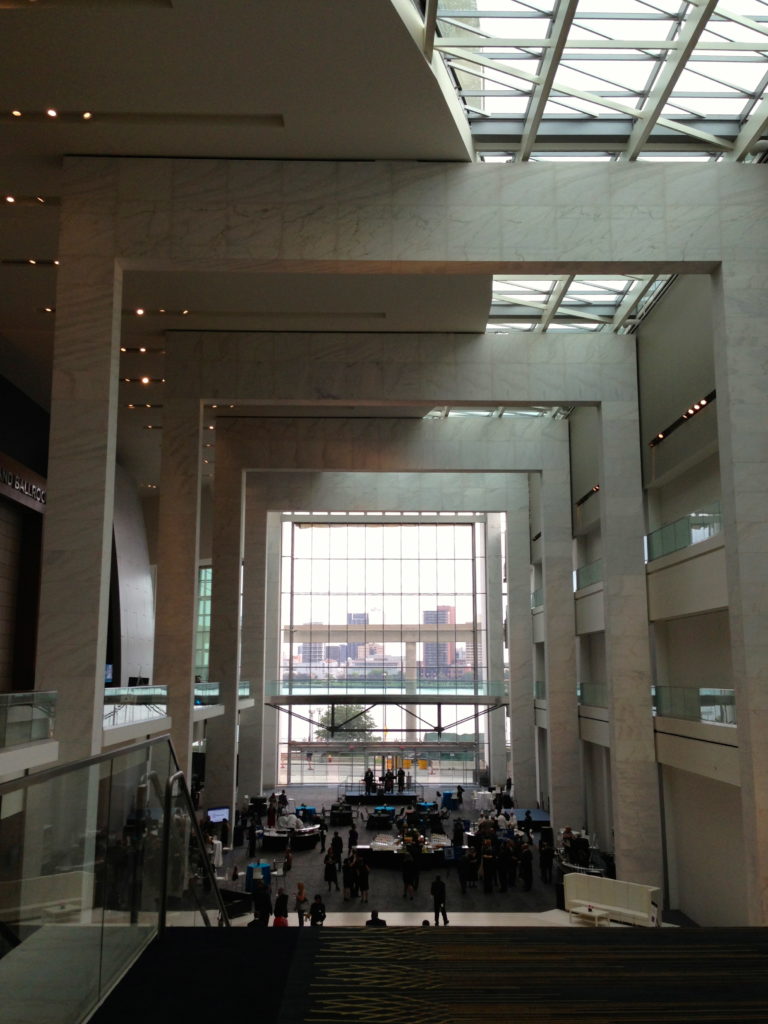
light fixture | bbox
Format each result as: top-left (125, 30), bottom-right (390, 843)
top-left (82, 112), bottom-right (92, 120)
top-left (135, 308), bottom-right (145, 316)
top-left (46, 109), bottom-right (57, 118)
top-left (140, 376), bottom-right (150, 384)
top-left (11, 110), bottom-right (21, 118)
top-left (120, 346), bottom-right (127, 352)
top-left (5, 196), bottom-right (15, 203)
top-left (649, 391), bottom-right (716, 447)
top-left (139, 346), bottom-right (146, 353)
top-left (208, 425), bottom-right (215, 430)
top-left (43, 306), bottom-right (54, 313)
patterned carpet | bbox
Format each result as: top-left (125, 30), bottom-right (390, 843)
top-left (91, 926), bottom-right (768, 1024)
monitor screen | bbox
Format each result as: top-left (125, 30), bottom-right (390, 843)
top-left (207, 806), bottom-right (229, 823)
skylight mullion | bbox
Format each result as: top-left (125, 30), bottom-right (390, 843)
top-left (519, 0), bottom-right (581, 160)
top-left (622, 0), bottom-right (720, 160)
top-left (611, 275), bottom-right (657, 330)
top-left (537, 275), bottom-right (575, 331)
top-left (727, 92), bottom-right (768, 156)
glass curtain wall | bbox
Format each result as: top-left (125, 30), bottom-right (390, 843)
top-left (277, 514), bottom-right (490, 785)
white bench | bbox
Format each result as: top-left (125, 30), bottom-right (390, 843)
top-left (0, 871), bottom-right (86, 925)
top-left (564, 871), bottom-right (660, 927)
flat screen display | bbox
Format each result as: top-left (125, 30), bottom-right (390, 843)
top-left (207, 806), bottom-right (229, 823)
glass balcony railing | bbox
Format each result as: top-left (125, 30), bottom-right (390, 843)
top-left (103, 686), bottom-right (169, 728)
top-left (103, 681), bottom-right (247, 728)
top-left (533, 679), bottom-right (547, 700)
top-left (531, 587), bottom-right (543, 609)
top-left (577, 682), bottom-right (608, 708)
top-left (573, 559), bottom-right (602, 591)
top-left (0, 690), bottom-right (56, 749)
top-left (267, 678), bottom-right (508, 698)
top-left (646, 501), bottom-right (722, 562)
top-left (0, 736), bottom-right (228, 1024)
top-left (653, 685), bottom-right (736, 725)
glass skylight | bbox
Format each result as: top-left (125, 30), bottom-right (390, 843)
top-left (432, 0), bottom-right (768, 160)
top-left (488, 273), bottom-right (672, 331)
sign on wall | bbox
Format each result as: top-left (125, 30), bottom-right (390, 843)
top-left (0, 451), bottom-right (47, 512)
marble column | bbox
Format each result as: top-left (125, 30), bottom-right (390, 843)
top-left (485, 513), bottom-right (508, 787)
top-left (153, 397), bottom-right (203, 778)
top-left (238, 487), bottom-right (270, 799)
top-left (599, 398), bottom-right (662, 889)
top-left (203, 422), bottom-right (244, 822)
top-left (36, 160), bottom-right (122, 762)
top-left (506, 475), bottom-right (537, 807)
top-left (261, 510), bottom-right (282, 789)
top-left (711, 260), bottom-right (768, 925)
top-left (540, 459), bottom-right (583, 832)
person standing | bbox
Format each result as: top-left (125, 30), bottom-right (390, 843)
top-left (520, 843), bottom-right (534, 891)
top-left (251, 879), bottom-right (272, 927)
top-left (348, 825), bottom-right (358, 851)
top-left (323, 850), bottom-right (339, 893)
top-left (397, 767), bottom-right (405, 793)
top-left (330, 830), bottom-right (344, 863)
top-left (430, 874), bottom-right (449, 926)
top-left (294, 881), bottom-right (309, 927)
top-left (318, 819), bottom-right (327, 852)
top-left (357, 857), bottom-right (370, 903)
top-left (273, 887), bottom-right (289, 926)
top-left (455, 784), bottom-right (464, 807)
top-left (539, 838), bottom-right (554, 884)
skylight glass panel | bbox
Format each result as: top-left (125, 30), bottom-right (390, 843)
top-left (435, 0), bottom-right (768, 158)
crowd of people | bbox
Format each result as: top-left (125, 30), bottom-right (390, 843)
top-left (242, 782), bottom-right (556, 928)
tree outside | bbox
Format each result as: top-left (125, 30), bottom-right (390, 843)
top-left (314, 704), bottom-right (379, 740)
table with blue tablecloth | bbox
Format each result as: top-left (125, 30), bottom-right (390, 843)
top-left (295, 804), bottom-right (316, 822)
top-left (245, 861), bottom-right (271, 890)
top-left (441, 791), bottom-right (458, 810)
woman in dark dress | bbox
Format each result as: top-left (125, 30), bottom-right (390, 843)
top-left (323, 850), bottom-right (339, 892)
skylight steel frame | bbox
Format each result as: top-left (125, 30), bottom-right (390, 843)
top-left (431, 0), bottom-right (768, 161)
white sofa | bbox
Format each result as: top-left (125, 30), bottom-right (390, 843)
top-left (564, 871), bottom-right (660, 927)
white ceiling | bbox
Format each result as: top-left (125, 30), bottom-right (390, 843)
top-left (0, 1), bottom-right (483, 486)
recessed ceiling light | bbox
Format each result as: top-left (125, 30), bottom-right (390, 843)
top-left (46, 109), bottom-right (57, 118)
top-left (127, 403), bottom-right (135, 409)
top-left (43, 306), bottom-right (54, 313)
top-left (120, 346), bottom-right (127, 352)
top-left (5, 196), bottom-right (15, 203)
top-left (141, 376), bottom-right (150, 384)
top-left (135, 308), bottom-right (145, 316)
top-left (28, 259), bottom-right (36, 265)
top-left (53, 259), bottom-right (60, 266)
top-left (11, 110), bottom-right (22, 118)
top-left (181, 309), bottom-right (189, 315)
top-left (82, 112), bottom-right (92, 120)
top-left (208, 425), bottom-right (215, 430)
top-left (35, 196), bottom-right (45, 204)
top-left (139, 346), bottom-right (146, 353)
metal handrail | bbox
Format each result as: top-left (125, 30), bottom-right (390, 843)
top-left (159, 768), bottom-right (231, 935)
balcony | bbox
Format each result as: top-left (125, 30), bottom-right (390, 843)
top-left (577, 682), bottom-right (608, 708)
top-left (653, 685), bottom-right (735, 726)
top-left (0, 690), bottom-right (56, 748)
top-left (646, 502), bottom-right (721, 562)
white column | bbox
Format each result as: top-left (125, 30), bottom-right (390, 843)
top-left (711, 260), bottom-right (768, 924)
top-left (261, 510), bottom-right (283, 789)
top-left (153, 397), bottom-right (202, 778)
top-left (506, 475), bottom-right (536, 806)
top-left (485, 513), bottom-right (508, 787)
top-left (540, 461), bottom-right (582, 831)
top-left (204, 423), bottom-right (244, 821)
top-left (599, 399), bottom-right (662, 888)
top-left (238, 494), bottom-right (269, 798)
top-left (36, 160), bottom-right (122, 762)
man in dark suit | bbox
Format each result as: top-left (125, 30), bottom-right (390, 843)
top-left (365, 909), bottom-right (387, 926)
